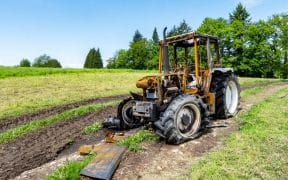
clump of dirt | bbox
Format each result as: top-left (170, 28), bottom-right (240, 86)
top-left (0, 95), bottom-right (127, 133)
top-left (0, 106), bottom-right (116, 180)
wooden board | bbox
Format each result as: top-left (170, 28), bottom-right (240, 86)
top-left (80, 143), bottom-right (126, 180)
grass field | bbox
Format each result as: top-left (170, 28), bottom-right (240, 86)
top-left (189, 87), bottom-right (288, 179)
top-left (1, 67), bottom-right (284, 120)
top-left (1, 67), bottom-right (287, 179)
top-left (0, 68), bottom-right (154, 119)
top-left (238, 77), bottom-right (284, 86)
top-left (0, 66), bottom-right (154, 78)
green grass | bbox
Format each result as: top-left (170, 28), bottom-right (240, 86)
top-left (117, 130), bottom-right (158, 152)
top-left (81, 122), bottom-right (102, 135)
top-left (189, 87), bottom-right (288, 179)
top-left (240, 86), bottom-right (265, 98)
top-left (0, 66), bottom-right (154, 78)
top-left (0, 68), bottom-right (282, 121)
top-left (46, 153), bottom-right (96, 180)
top-left (0, 69), bottom-right (154, 119)
top-left (239, 77), bottom-right (284, 86)
top-left (0, 101), bottom-right (119, 145)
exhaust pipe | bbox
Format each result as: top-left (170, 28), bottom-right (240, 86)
top-left (162, 27), bottom-right (169, 75)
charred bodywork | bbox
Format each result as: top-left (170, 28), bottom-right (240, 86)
top-left (103, 31), bottom-right (240, 144)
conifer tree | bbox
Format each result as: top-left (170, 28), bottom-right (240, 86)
top-left (152, 27), bottom-right (159, 43)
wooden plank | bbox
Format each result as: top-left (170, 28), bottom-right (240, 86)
top-left (80, 143), bottom-right (126, 180)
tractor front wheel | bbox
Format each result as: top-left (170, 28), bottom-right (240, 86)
top-left (155, 94), bottom-right (208, 144)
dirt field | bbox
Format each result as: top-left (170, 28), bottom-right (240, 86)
top-left (1, 82), bottom-right (287, 180)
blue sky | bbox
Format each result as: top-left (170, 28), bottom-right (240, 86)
top-left (0, 0), bottom-right (287, 68)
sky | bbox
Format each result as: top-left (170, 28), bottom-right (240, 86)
top-left (0, 0), bottom-right (287, 68)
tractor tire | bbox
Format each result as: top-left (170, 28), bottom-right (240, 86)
top-left (117, 97), bottom-right (141, 129)
top-left (155, 94), bottom-right (209, 144)
top-left (210, 72), bottom-right (240, 119)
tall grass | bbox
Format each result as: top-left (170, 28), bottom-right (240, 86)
top-left (46, 153), bottom-right (96, 180)
top-left (189, 87), bottom-right (288, 179)
top-left (0, 70), bottom-right (154, 119)
top-left (81, 122), bottom-right (102, 135)
top-left (117, 130), bottom-right (158, 152)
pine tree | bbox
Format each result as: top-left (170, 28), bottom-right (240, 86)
top-left (132, 30), bottom-right (143, 43)
top-left (167, 20), bottom-right (192, 37)
top-left (84, 48), bottom-right (103, 68)
top-left (95, 48), bottom-right (103, 68)
top-left (84, 48), bottom-right (96, 68)
top-left (152, 27), bottom-right (159, 43)
top-left (229, 3), bottom-right (251, 23)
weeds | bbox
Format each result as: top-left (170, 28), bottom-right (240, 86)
top-left (46, 153), bottom-right (96, 180)
top-left (117, 130), bottom-right (158, 152)
top-left (81, 122), bottom-right (102, 135)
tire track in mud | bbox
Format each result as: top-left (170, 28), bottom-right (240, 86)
top-left (0, 106), bottom-right (117, 180)
top-left (0, 94), bottom-right (127, 133)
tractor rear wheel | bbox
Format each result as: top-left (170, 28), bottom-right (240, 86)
top-left (211, 72), bottom-right (240, 118)
top-left (117, 97), bottom-right (141, 129)
top-left (155, 94), bottom-right (208, 144)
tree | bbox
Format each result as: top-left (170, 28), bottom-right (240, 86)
top-left (167, 20), bottom-right (192, 37)
top-left (33, 54), bottom-right (51, 67)
top-left (229, 3), bottom-right (251, 23)
top-left (19, 59), bottom-right (31, 67)
top-left (32, 54), bottom-right (62, 68)
top-left (132, 30), bottom-right (143, 43)
top-left (197, 17), bottom-right (229, 58)
top-left (269, 14), bottom-right (288, 78)
top-left (227, 3), bottom-right (251, 75)
top-left (84, 48), bottom-right (103, 68)
top-left (152, 27), bottom-right (159, 44)
top-left (243, 20), bottom-right (280, 77)
top-left (47, 59), bottom-right (62, 68)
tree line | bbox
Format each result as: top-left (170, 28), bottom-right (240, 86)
top-left (19, 3), bottom-right (287, 78)
top-left (19, 54), bottom-right (62, 68)
top-left (19, 50), bottom-right (104, 69)
top-left (107, 3), bottom-right (288, 78)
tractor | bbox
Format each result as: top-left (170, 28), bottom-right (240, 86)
top-left (103, 30), bottom-right (240, 144)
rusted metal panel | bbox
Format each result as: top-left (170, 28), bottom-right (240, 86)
top-left (80, 143), bottom-right (126, 180)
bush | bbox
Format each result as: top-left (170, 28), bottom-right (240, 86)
top-left (19, 59), bottom-right (31, 67)
top-left (32, 54), bottom-right (62, 68)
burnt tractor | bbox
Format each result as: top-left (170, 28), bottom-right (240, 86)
top-left (103, 30), bottom-right (240, 144)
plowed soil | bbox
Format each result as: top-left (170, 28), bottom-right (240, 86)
top-left (0, 95), bottom-right (126, 133)
top-left (0, 106), bottom-right (116, 180)
top-left (3, 83), bottom-right (288, 180)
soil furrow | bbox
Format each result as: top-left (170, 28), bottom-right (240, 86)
top-left (0, 94), bottom-right (127, 133)
top-left (3, 83), bottom-right (288, 180)
top-left (0, 106), bottom-right (117, 180)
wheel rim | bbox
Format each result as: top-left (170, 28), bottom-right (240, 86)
top-left (175, 103), bottom-right (201, 138)
top-left (225, 80), bottom-right (239, 114)
top-left (122, 100), bottom-right (135, 125)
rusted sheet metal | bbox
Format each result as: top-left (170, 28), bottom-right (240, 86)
top-left (80, 143), bottom-right (126, 180)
